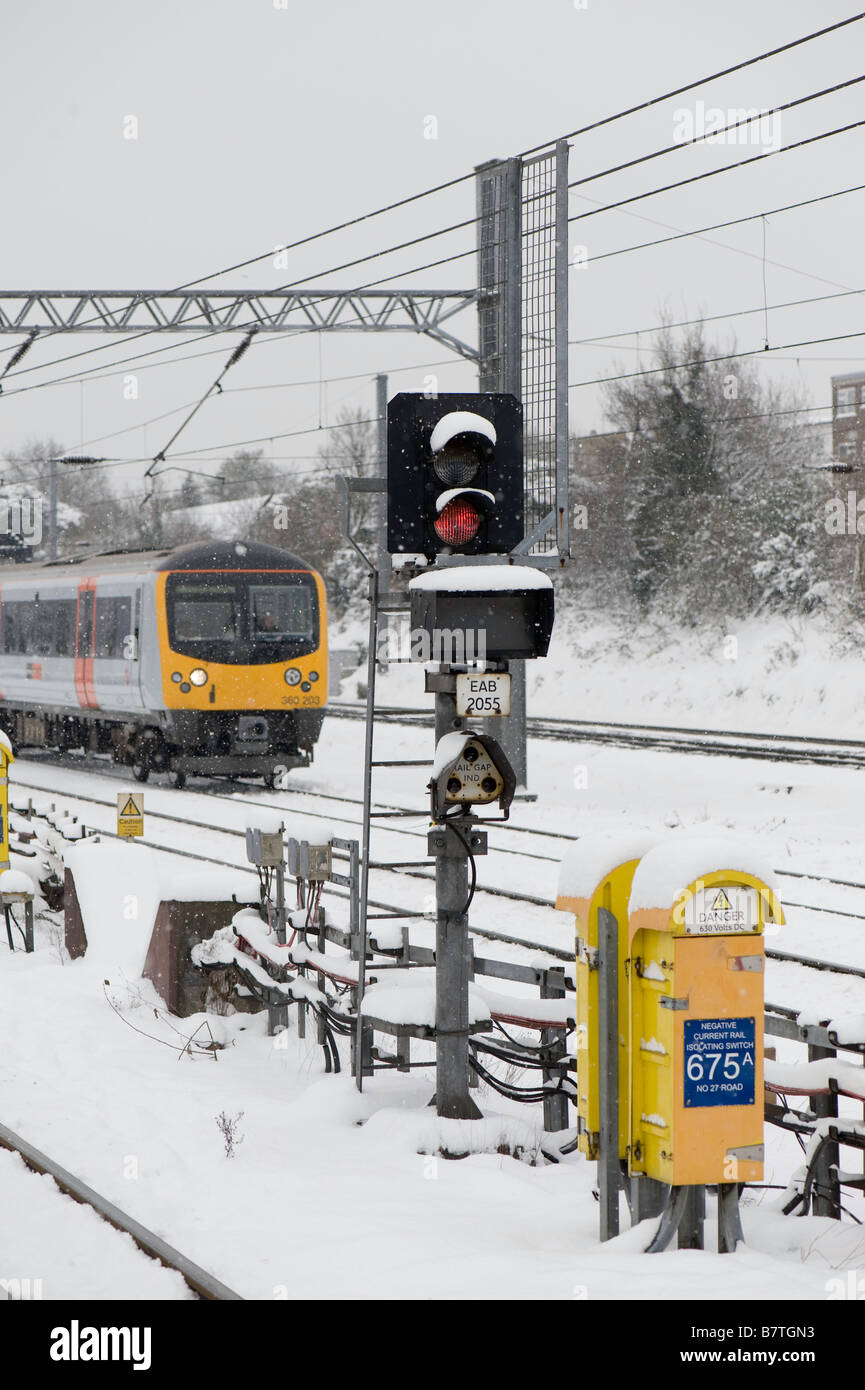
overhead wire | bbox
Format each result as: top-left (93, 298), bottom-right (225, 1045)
top-left (3, 73), bottom-right (862, 411)
top-left (569, 286), bottom-right (865, 350)
top-left (522, 10), bottom-right (865, 157)
top-left (574, 179), bottom-right (865, 270)
top-left (2, 15), bottom-right (861, 390)
top-left (569, 118), bottom-right (865, 227)
top-left (569, 329), bottom-right (865, 390)
top-left (566, 73), bottom-right (865, 197)
top-left (0, 14), bottom-right (860, 474)
top-left (5, 137), bottom-right (859, 412)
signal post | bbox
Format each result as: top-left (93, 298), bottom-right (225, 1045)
top-left (387, 391), bottom-right (554, 1122)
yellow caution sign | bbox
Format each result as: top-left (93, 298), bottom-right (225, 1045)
top-left (117, 792), bottom-right (144, 838)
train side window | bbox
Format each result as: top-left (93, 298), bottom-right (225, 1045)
top-left (114, 598), bottom-right (132, 657)
top-left (34, 603), bottom-right (53, 656)
top-left (77, 590), bottom-right (94, 658)
top-left (55, 601), bottom-right (76, 656)
top-left (5, 602), bottom-right (34, 654)
top-left (94, 597), bottom-right (132, 658)
top-left (2, 604), bottom-right (19, 653)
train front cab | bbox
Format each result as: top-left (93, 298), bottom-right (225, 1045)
top-left (152, 544), bottom-right (327, 781)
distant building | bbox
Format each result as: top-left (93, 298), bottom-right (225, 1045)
top-left (801, 414), bottom-right (833, 465)
top-left (832, 371), bottom-right (865, 468)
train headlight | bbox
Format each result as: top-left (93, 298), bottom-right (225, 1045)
top-left (189, 668), bottom-right (208, 686)
top-left (284, 668), bottom-right (302, 686)
top-left (308, 671), bottom-right (319, 682)
top-left (171, 671), bottom-right (183, 683)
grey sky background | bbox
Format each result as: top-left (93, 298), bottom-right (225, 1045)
top-left (0, 0), bottom-right (862, 500)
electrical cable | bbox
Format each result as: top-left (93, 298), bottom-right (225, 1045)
top-left (523, 10), bottom-right (865, 158)
top-left (443, 818), bottom-right (477, 915)
top-left (3, 16), bottom-right (861, 387)
top-left (144, 328), bottom-right (258, 490)
top-left (569, 328), bottom-right (865, 390)
top-left (569, 118), bottom-right (865, 228)
top-left (567, 73), bottom-right (865, 197)
top-left (571, 284), bottom-right (865, 350)
top-left (4, 86), bottom-right (848, 400)
top-left (10, 157), bottom-right (854, 409)
top-left (10, 130), bottom-right (862, 415)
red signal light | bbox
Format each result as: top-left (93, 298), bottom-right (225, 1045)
top-left (433, 496), bottom-right (482, 547)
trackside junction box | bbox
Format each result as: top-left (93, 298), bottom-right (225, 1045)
top-left (555, 833), bottom-right (657, 1162)
top-left (557, 834), bottom-right (785, 1231)
top-left (0, 733), bottom-right (13, 873)
top-left (627, 845), bottom-right (782, 1188)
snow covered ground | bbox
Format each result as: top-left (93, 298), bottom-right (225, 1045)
top-left (334, 609), bottom-right (865, 738)
top-left (1, 696), bottom-right (864, 1301)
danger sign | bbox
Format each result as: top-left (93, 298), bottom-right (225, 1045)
top-left (117, 792), bottom-right (144, 838)
top-left (684, 884), bottom-right (759, 935)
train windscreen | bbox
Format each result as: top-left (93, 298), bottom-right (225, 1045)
top-left (165, 571), bottom-right (318, 664)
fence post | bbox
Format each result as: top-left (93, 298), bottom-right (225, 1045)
top-left (808, 1042), bottom-right (841, 1218)
top-left (541, 965), bottom-right (569, 1132)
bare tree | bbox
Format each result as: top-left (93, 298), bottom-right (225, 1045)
top-left (600, 322), bottom-right (833, 620)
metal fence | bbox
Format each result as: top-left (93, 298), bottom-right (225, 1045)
top-left (475, 142), bottom-right (570, 563)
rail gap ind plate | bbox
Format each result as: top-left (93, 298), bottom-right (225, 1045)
top-left (455, 672), bottom-right (511, 718)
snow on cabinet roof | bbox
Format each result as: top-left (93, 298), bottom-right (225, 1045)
top-left (0, 730), bottom-right (13, 757)
top-left (244, 811), bottom-right (339, 845)
top-left (629, 834), bottom-right (777, 912)
top-left (557, 832), bottom-right (658, 902)
top-left (0, 868), bottom-right (35, 896)
top-left (161, 867), bottom-right (257, 903)
top-left (430, 411), bottom-right (496, 453)
top-left (409, 564), bottom-right (553, 593)
top-left (63, 839), bottom-right (257, 975)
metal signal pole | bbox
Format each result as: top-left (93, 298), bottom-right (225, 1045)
top-left (430, 679), bottom-right (482, 1121)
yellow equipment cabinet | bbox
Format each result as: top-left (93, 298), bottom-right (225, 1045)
top-left (0, 732), bottom-right (13, 873)
top-left (556, 834), bottom-right (656, 1160)
top-left (627, 842), bottom-right (784, 1189)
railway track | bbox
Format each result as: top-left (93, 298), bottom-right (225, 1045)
top-left (11, 756), bottom-right (865, 987)
top-left (328, 701), bottom-right (865, 770)
top-left (0, 1121), bottom-right (241, 1300)
top-left (15, 748), bottom-right (865, 907)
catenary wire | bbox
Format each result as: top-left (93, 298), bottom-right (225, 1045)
top-left (1, 16), bottom-right (861, 383)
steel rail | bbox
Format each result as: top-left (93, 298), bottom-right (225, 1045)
top-left (11, 770), bottom-right (865, 978)
top-left (326, 702), bottom-right (865, 770)
top-left (0, 1121), bottom-right (242, 1300)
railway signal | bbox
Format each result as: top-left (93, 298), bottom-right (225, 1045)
top-left (386, 392), bottom-right (523, 558)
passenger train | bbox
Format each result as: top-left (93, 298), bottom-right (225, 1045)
top-left (0, 539), bottom-right (327, 786)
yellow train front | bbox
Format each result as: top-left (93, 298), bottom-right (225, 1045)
top-left (0, 539), bottom-right (328, 787)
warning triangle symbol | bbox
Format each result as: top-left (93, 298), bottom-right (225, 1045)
top-left (119, 796), bottom-right (140, 817)
top-left (711, 888), bottom-right (732, 911)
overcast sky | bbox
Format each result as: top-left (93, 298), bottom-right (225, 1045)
top-left (0, 0), bottom-right (862, 501)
